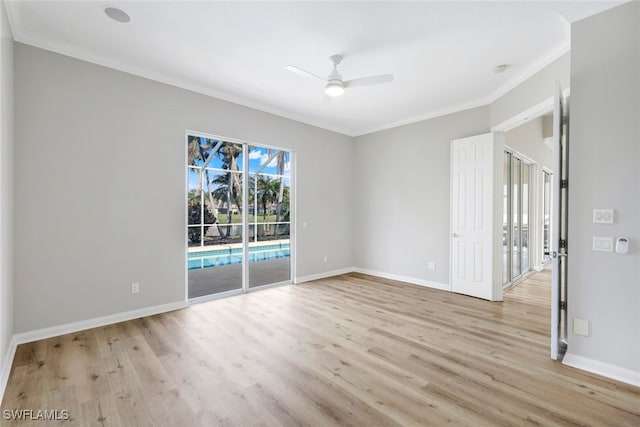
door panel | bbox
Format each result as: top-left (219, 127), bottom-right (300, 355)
top-left (247, 146), bottom-right (292, 289)
top-left (451, 133), bottom-right (499, 301)
top-left (187, 138), bottom-right (244, 299)
top-left (551, 85), bottom-right (568, 360)
top-left (502, 152), bottom-right (511, 285)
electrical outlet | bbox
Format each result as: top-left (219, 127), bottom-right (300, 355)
top-left (427, 262), bottom-right (436, 270)
top-left (593, 209), bottom-right (614, 224)
top-left (131, 282), bottom-right (140, 294)
top-left (323, 255), bottom-right (328, 263)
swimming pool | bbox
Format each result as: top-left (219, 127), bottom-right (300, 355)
top-left (188, 243), bottom-right (290, 270)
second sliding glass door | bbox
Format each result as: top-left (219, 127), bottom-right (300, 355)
top-left (187, 134), bottom-right (292, 300)
top-left (248, 146), bottom-right (291, 288)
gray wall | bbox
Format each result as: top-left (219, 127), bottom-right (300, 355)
top-left (505, 117), bottom-right (552, 171)
top-left (567, 2), bottom-right (640, 372)
top-left (353, 107), bottom-right (490, 285)
top-left (352, 52), bottom-right (568, 287)
top-left (0, 0), bottom-right (14, 377)
top-left (13, 43), bottom-right (353, 333)
top-left (490, 53), bottom-right (570, 128)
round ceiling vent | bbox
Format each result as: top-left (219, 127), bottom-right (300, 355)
top-left (104, 7), bottom-right (131, 23)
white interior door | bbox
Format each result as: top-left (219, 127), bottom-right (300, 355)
top-left (550, 85), bottom-right (568, 360)
top-left (451, 133), bottom-right (501, 301)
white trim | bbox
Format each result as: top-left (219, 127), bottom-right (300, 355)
top-left (492, 97), bottom-right (554, 132)
top-left (492, 87), bottom-right (571, 133)
top-left (563, 353), bottom-right (640, 388)
top-left (0, 335), bottom-right (18, 403)
top-left (487, 40), bottom-right (570, 105)
top-left (189, 288), bottom-right (243, 304)
top-left (352, 267), bottom-right (450, 292)
top-left (13, 301), bottom-right (187, 345)
top-left (357, 98), bottom-right (489, 137)
top-left (294, 268), bottom-right (355, 284)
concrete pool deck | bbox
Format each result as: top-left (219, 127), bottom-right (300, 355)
top-left (188, 257), bottom-right (291, 299)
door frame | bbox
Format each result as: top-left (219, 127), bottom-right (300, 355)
top-left (491, 86), bottom-right (570, 360)
top-left (184, 130), bottom-right (296, 303)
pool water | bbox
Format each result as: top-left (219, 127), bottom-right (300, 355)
top-left (188, 243), bottom-right (290, 270)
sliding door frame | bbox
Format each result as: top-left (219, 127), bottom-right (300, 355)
top-left (184, 130), bottom-right (295, 302)
top-left (503, 147), bottom-right (534, 288)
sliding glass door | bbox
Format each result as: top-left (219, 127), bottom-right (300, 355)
top-left (248, 146), bottom-right (291, 288)
top-left (186, 133), bottom-right (292, 300)
top-left (187, 137), bottom-right (244, 298)
top-left (502, 151), bottom-right (532, 287)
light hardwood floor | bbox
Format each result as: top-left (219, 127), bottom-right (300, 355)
top-left (2, 270), bottom-right (639, 426)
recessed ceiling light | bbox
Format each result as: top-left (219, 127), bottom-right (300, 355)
top-left (493, 64), bottom-right (509, 74)
top-left (104, 6), bottom-right (131, 23)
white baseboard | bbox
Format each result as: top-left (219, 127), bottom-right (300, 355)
top-left (353, 267), bottom-right (450, 291)
top-left (294, 266), bottom-right (451, 293)
top-left (563, 352), bottom-right (640, 387)
top-left (0, 335), bottom-right (18, 404)
top-left (13, 300), bottom-right (188, 346)
top-left (294, 267), bottom-right (355, 284)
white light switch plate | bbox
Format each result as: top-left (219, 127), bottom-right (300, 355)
top-left (592, 236), bottom-right (613, 252)
top-left (593, 209), bottom-right (614, 224)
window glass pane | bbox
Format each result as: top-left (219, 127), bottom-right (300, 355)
top-left (188, 168), bottom-right (202, 226)
top-left (248, 145), bottom-right (291, 288)
top-left (522, 163), bottom-right (530, 273)
top-left (503, 152), bottom-right (511, 285)
top-left (543, 171), bottom-right (551, 262)
top-left (187, 135), bottom-right (244, 298)
top-left (512, 158), bottom-right (521, 279)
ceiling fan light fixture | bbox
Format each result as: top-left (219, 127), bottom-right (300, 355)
top-left (324, 82), bottom-right (345, 97)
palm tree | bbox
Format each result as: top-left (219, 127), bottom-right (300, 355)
top-left (274, 151), bottom-right (287, 225)
top-left (187, 136), bottom-right (218, 224)
top-left (218, 142), bottom-right (243, 225)
top-left (256, 175), bottom-right (278, 221)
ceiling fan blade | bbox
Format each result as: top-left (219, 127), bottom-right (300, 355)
top-left (285, 65), bottom-right (326, 82)
top-left (344, 74), bottom-right (394, 88)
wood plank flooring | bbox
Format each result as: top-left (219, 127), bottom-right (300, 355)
top-left (2, 270), bottom-right (639, 426)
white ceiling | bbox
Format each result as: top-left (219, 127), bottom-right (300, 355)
top-left (4, 1), bottom-right (623, 136)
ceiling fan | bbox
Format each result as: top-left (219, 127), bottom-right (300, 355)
top-left (285, 55), bottom-right (394, 97)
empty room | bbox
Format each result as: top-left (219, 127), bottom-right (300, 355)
top-left (1, 1), bottom-right (639, 425)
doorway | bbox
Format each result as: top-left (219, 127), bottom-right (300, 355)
top-left (186, 133), bottom-right (293, 301)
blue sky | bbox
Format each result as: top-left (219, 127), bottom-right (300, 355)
top-left (188, 136), bottom-right (291, 192)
